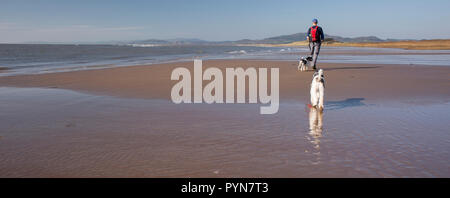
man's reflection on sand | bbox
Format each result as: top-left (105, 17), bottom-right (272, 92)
top-left (308, 107), bottom-right (323, 152)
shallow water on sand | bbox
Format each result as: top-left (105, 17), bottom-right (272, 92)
top-left (0, 87), bottom-right (449, 177)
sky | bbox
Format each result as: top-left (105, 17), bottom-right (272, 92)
top-left (1, 0), bottom-right (450, 43)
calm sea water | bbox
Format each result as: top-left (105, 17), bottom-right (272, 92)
top-left (0, 44), bottom-right (272, 75)
top-left (1, 44), bottom-right (450, 76)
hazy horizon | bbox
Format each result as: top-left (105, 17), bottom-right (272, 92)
top-left (1, 0), bottom-right (450, 43)
top-left (0, 34), bottom-right (441, 45)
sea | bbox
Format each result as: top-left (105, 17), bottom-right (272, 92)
top-left (1, 44), bottom-right (450, 76)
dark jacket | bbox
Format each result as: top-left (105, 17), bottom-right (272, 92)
top-left (306, 26), bottom-right (324, 42)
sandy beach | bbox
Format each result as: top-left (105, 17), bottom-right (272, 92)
top-left (1, 60), bottom-right (449, 103)
top-left (1, 59), bottom-right (450, 177)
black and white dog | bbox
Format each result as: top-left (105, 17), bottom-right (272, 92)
top-left (298, 56), bottom-right (313, 71)
top-left (310, 69), bottom-right (325, 110)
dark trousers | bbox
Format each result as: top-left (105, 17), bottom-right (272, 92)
top-left (309, 41), bottom-right (321, 69)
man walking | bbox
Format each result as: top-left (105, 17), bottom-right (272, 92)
top-left (306, 19), bottom-right (324, 70)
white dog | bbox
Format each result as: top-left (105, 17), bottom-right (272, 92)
top-left (310, 69), bottom-right (325, 110)
top-left (298, 56), bottom-right (313, 71)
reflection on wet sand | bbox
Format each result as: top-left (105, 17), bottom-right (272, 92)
top-left (308, 107), bottom-right (324, 164)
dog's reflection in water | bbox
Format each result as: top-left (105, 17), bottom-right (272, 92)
top-left (308, 107), bottom-right (323, 150)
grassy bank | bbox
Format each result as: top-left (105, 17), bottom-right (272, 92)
top-left (272, 39), bottom-right (450, 50)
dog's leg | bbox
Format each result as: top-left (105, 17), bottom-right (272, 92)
top-left (318, 84), bottom-right (324, 111)
top-left (310, 88), bottom-right (318, 107)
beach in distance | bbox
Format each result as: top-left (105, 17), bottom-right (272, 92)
top-left (271, 39), bottom-right (450, 50)
top-left (1, 48), bottom-right (450, 177)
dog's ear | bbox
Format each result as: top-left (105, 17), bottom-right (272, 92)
top-left (312, 72), bottom-right (318, 78)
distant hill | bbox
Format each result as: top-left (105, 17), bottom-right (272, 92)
top-left (127, 33), bottom-right (399, 46)
top-left (326, 35), bottom-right (384, 43)
top-left (128, 39), bottom-right (170, 45)
top-left (232, 33), bottom-right (386, 44)
top-left (233, 33), bottom-right (307, 44)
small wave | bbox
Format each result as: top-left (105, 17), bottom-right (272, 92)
top-left (128, 44), bottom-right (161, 47)
top-left (227, 50), bottom-right (247, 54)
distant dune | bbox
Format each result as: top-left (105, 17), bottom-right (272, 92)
top-left (274, 39), bottom-right (450, 50)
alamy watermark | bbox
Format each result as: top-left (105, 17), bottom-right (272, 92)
top-left (170, 60), bottom-right (279, 114)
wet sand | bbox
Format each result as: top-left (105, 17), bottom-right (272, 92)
top-left (1, 60), bottom-right (449, 103)
top-left (1, 60), bottom-right (450, 177)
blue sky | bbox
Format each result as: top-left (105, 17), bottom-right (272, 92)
top-left (1, 0), bottom-right (449, 43)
